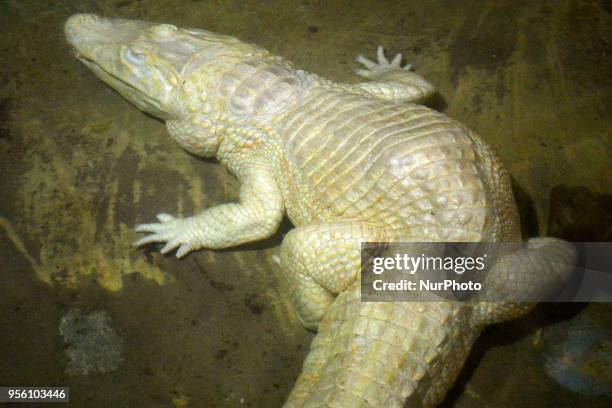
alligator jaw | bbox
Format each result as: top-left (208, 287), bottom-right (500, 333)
top-left (64, 13), bottom-right (180, 119)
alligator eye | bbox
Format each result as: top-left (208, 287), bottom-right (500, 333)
top-left (125, 47), bottom-right (145, 64)
top-left (152, 24), bottom-right (177, 38)
top-left (128, 44), bottom-right (150, 55)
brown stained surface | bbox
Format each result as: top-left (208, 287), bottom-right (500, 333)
top-left (0, 1), bottom-right (610, 407)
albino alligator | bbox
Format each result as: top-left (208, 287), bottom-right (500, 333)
top-left (65, 14), bottom-right (576, 407)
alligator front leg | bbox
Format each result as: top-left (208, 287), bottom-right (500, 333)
top-left (351, 46), bottom-right (436, 104)
top-left (134, 168), bottom-right (284, 257)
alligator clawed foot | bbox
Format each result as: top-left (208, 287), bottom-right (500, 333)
top-left (355, 45), bottom-right (412, 79)
top-left (133, 213), bottom-right (198, 258)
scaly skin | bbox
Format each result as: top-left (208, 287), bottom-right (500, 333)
top-left (65, 14), bottom-right (576, 407)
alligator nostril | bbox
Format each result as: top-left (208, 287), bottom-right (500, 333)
top-left (151, 24), bottom-right (177, 38)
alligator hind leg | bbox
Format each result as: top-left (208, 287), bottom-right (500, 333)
top-left (279, 221), bottom-right (388, 330)
top-left (350, 46), bottom-right (436, 104)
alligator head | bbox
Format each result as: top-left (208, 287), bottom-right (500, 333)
top-left (64, 13), bottom-right (246, 120)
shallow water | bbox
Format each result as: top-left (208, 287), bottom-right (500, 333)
top-left (0, 1), bottom-right (610, 407)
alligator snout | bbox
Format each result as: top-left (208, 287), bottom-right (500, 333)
top-left (65, 13), bottom-right (108, 48)
top-left (65, 13), bottom-right (152, 56)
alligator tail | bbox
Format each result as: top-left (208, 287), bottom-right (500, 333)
top-left (284, 237), bottom-right (576, 408)
top-left (284, 282), bottom-right (480, 408)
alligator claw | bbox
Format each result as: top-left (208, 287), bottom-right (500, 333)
top-left (355, 45), bottom-right (411, 79)
top-left (134, 213), bottom-right (199, 258)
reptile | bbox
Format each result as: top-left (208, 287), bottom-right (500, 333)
top-left (65, 14), bottom-right (576, 407)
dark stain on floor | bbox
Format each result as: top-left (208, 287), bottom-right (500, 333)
top-left (548, 185), bottom-right (612, 241)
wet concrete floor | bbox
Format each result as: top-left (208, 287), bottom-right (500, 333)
top-left (0, 1), bottom-right (610, 407)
